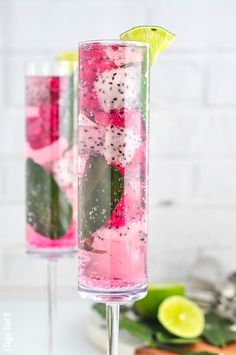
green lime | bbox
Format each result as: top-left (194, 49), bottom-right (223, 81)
top-left (56, 51), bottom-right (78, 62)
top-left (134, 284), bottom-right (185, 320)
top-left (120, 25), bottom-right (176, 64)
top-left (158, 296), bottom-right (205, 339)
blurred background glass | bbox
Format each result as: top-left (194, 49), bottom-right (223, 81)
top-left (0, 0), bottom-right (236, 354)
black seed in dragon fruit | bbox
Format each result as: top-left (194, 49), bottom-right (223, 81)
top-left (102, 125), bottom-right (142, 167)
top-left (79, 118), bottom-right (105, 157)
top-left (94, 67), bottom-right (141, 112)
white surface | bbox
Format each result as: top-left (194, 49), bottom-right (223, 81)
top-left (0, 291), bottom-right (103, 355)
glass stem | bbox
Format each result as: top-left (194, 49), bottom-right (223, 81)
top-left (106, 303), bottom-right (120, 355)
top-left (47, 259), bottom-right (57, 355)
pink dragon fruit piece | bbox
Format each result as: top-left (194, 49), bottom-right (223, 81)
top-left (26, 77), bottom-right (60, 106)
top-left (79, 44), bottom-right (117, 117)
top-left (105, 45), bottom-right (145, 67)
top-left (94, 108), bottom-right (145, 137)
top-left (27, 136), bottom-right (68, 168)
top-left (26, 104), bottom-right (59, 149)
top-left (49, 77), bottom-right (60, 104)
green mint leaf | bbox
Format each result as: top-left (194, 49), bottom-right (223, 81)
top-left (79, 155), bottom-right (124, 240)
top-left (119, 316), bottom-right (155, 346)
top-left (93, 304), bottom-right (217, 355)
top-left (93, 303), bottom-right (155, 346)
top-left (156, 331), bottom-right (198, 345)
top-left (157, 343), bottom-right (217, 355)
top-left (203, 312), bottom-right (236, 347)
top-left (93, 303), bottom-right (106, 319)
top-left (26, 158), bottom-right (72, 239)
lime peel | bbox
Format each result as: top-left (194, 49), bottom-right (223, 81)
top-left (134, 283), bottom-right (185, 320)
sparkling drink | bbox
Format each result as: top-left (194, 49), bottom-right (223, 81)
top-left (78, 41), bottom-right (149, 302)
top-left (26, 61), bottom-right (77, 255)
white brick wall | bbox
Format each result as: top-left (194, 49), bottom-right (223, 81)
top-left (1, 0), bottom-right (236, 289)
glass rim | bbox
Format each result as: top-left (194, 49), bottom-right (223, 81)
top-left (79, 39), bottom-right (149, 49)
top-left (25, 59), bottom-right (74, 76)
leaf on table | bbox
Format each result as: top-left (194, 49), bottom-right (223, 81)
top-left (202, 312), bottom-right (236, 347)
top-left (79, 155), bottom-right (124, 240)
top-left (120, 316), bottom-right (155, 346)
top-left (93, 303), bottom-right (155, 346)
top-left (157, 343), bottom-right (218, 355)
top-left (26, 158), bottom-right (73, 239)
top-left (93, 304), bottom-right (218, 355)
top-left (93, 303), bottom-right (106, 319)
top-left (156, 331), bottom-right (198, 345)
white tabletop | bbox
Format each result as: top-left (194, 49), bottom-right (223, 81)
top-left (0, 290), bottom-right (103, 355)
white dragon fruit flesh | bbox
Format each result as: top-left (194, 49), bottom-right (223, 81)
top-left (52, 156), bottom-right (73, 187)
top-left (78, 115), bottom-right (142, 167)
top-left (79, 124), bottom-right (105, 157)
top-left (103, 125), bottom-right (142, 167)
top-left (94, 67), bottom-right (141, 113)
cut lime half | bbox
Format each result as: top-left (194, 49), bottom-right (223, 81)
top-left (120, 26), bottom-right (176, 64)
top-left (158, 296), bottom-right (205, 339)
top-left (134, 284), bottom-right (185, 320)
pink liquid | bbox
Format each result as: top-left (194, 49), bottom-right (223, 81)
top-left (78, 42), bottom-right (149, 292)
top-left (26, 75), bottom-right (76, 252)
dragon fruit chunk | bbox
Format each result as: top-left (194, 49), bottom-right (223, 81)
top-left (79, 124), bottom-right (105, 157)
top-left (102, 125), bottom-right (142, 167)
top-left (26, 104), bottom-right (59, 150)
top-left (94, 67), bottom-right (141, 113)
top-left (79, 45), bottom-right (117, 117)
top-left (105, 45), bottom-right (145, 67)
top-left (52, 156), bottom-right (73, 187)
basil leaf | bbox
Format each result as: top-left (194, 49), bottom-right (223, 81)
top-left (26, 158), bottom-right (72, 239)
top-left (79, 155), bottom-right (124, 240)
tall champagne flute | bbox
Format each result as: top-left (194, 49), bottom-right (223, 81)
top-left (25, 60), bottom-right (77, 355)
top-left (78, 41), bottom-right (149, 354)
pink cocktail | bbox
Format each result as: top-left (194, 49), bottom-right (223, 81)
top-left (78, 41), bottom-right (149, 302)
top-left (26, 61), bottom-right (77, 255)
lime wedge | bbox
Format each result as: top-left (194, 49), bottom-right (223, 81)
top-left (158, 296), bottom-right (205, 339)
top-left (120, 26), bottom-right (176, 64)
top-left (134, 284), bottom-right (185, 320)
top-left (56, 51), bottom-right (78, 62)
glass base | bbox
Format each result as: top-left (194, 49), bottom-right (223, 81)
top-left (26, 247), bottom-right (77, 260)
top-left (78, 283), bottom-right (147, 304)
